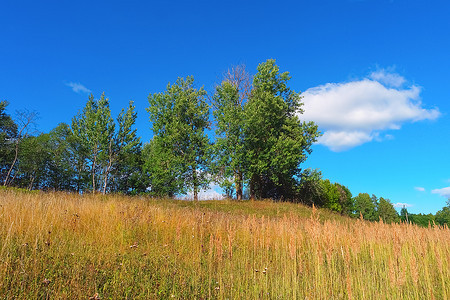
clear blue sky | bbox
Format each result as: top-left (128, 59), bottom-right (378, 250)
top-left (1, 0), bottom-right (449, 213)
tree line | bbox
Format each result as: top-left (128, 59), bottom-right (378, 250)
top-left (1, 59), bottom-right (448, 225)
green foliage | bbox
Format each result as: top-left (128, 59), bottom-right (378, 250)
top-left (213, 68), bottom-right (248, 200)
top-left (353, 193), bottom-right (378, 221)
top-left (71, 93), bottom-right (115, 192)
top-left (146, 77), bottom-right (211, 200)
top-left (15, 134), bottom-right (51, 190)
top-left (0, 101), bottom-right (17, 183)
top-left (46, 123), bottom-right (79, 191)
top-left (435, 201), bottom-right (450, 225)
top-left (71, 94), bottom-right (141, 194)
top-left (244, 59), bottom-right (320, 199)
top-left (377, 197), bottom-right (400, 223)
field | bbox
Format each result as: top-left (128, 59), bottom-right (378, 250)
top-left (0, 189), bottom-right (449, 299)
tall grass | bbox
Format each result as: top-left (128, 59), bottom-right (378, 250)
top-left (0, 189), bottom-right (449, 299)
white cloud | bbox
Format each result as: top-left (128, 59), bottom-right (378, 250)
top-left (431, 187), bottom-right (450, 199)
top-left (414, 187), bottom-right (425, 192)
top-left (393, 202), bottom-right (413, 208)
top-left (66, 82), bottom-right (91, 94)
top-left (300, 70), bottom-right (440, 151)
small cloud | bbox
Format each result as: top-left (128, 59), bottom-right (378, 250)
top-left (66, 82), bottom-right (91, 94)
top-left (431, 187), bottom-right (450, 198)
top-left (414, 187), bottom-right (425, 192)
top-left (393, 202), bottom-right (413, 208)
top-left (300, 70), bottom-right (440, 151)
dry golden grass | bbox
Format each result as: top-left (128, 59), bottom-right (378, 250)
top-left (0, 189), bottom-right (449, 299)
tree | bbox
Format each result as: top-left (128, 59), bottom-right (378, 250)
top-left (147, 77), bottom-right (211, 201)
top-left (377, 197), bottom-right (400, 223)
top-left (435, 200), bottom-right (450, 226)
top-left (400, 206), bottom-right (409, 223)
top-left (71, 93), bottom-right (115, 193)
top-left (106, 101), bottom-right (143, 194)
top-left (102, 101), bottom-right (141, 194)
top-left (143, 138), bottom-right (182, 197)
top-left (3, 109), bottom-right (38, 186)
top-left (320, 179), bottom-right (342, 212)
top-left (46, 123), bottom-right (79, 191)
top-left (0, 101), bottom-right (18, 184)
top-left (297, 168), bottom-right (324, 205)
top-left (212, 65), bottom-right (250, 200)
top-left (353, 193), bottom-right (377, 221)
top-left (15, 134), bottom-right (51, 190)
top-left (335, 183), bottom-right (353, 216)
top-left (244, 59), bottom-right (320, 199)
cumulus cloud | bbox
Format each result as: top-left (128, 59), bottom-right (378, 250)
top-left (431, 187), bottom-right (450, 199)
top-left (414, 187), bottom-right (425, 192)
top-left (300, 70), bottom-right (440, 151)
top-left (393, 202), bottom-right (413, 208)
top-left (66, 82), bottom-right (91, 94)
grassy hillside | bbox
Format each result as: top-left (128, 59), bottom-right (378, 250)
top-left (1, 189), bottom-right (449, 299)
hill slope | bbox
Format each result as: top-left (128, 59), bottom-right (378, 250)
top-left (0, 190), bottom-right (449, 299)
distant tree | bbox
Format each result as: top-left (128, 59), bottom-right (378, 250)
top-left (143, 138), bottom-right (182, 197)
top-left (3, 109), bottom-right (38, 186)
top-left (212, 65), bottom-right (250, 200)
top-left (335, 183), bottom-right (353, 216)
top-left (407, 213), bottom-right (435, 227)
top-left (102, 101), bottom-right (141, 194)
top-left (353, 193), bottom-right (377, 221)
top-left (377, 197), bottom-right (400, 223)
top-left (400, 206), bottom-right (409, 222)
top-left (244, 59), bottom-right (320, 199)
top-left (71, 94), bottom-right (142, 194)
top-left (0, 101), bottom-right (18, 184)
top-left (435, 200), bottom-right (450, 226)
top-left (147, 77), bottom-right (211, 201)
top-left (297, 168), bottom-right (324, 205)
top-left (15, 134), bottom-right (51, 190)
top-left (46, 123), bottom-right (78, 191)
top-left (71, 93), bottom-right (115, 193)
top-left (320, 179), bottom-right (342, 212)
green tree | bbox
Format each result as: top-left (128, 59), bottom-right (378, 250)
top-left (353, 193), bottom-right (377, 221)
top-left (297, 168), bottom-right (324, 205)
top-left (335, 183), bottom-right (353, 216)
top-left (0, 101), bottom-right (18, 184)
top-left (15, 134), bottom-right (51, 190)
top-left (377, 197), bottom-right (400, 223)
top-left (46, 123), bottom-right (78, 191)
top-left (147, 77), bottom-right (211, 201)
top-left (435, 200), bottom-right (450, 226)
top-left (212, 65), bottom-right (250, 200)
top-left (143, 138), bottom-right (181, 197)
top-left (71, 93), bottom-right (115, 193)
top-left (244, 59), bottom-right (320, 199)
top-left (320, 179), bottom-right (342, 212)
top-left (101, 101), bottom-right (141, 194)
top-left (3, 109), bottom-right (38, 186)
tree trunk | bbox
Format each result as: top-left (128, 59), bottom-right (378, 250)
top-left (3, 140), bottom-right (19, 186)
top-left (235, 171), bottom-right (243, 201)
top-left (28, 173), bottom-right (36, 191)
top-left (102, 141), bottom-right (114, 195)
top-left (91, 153), bottom-right (97, 194)
top-left (193, 168), bottom-right (198, 202)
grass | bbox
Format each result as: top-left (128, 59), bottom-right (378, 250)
top-left (0, 189), bottom-right (449, 299)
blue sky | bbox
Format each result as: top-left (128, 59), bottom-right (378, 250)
top-left (1, 0), bottom-right (449, 213)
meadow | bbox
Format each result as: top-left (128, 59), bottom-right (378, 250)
top-left (0, 189), bottom-right (449, 299)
